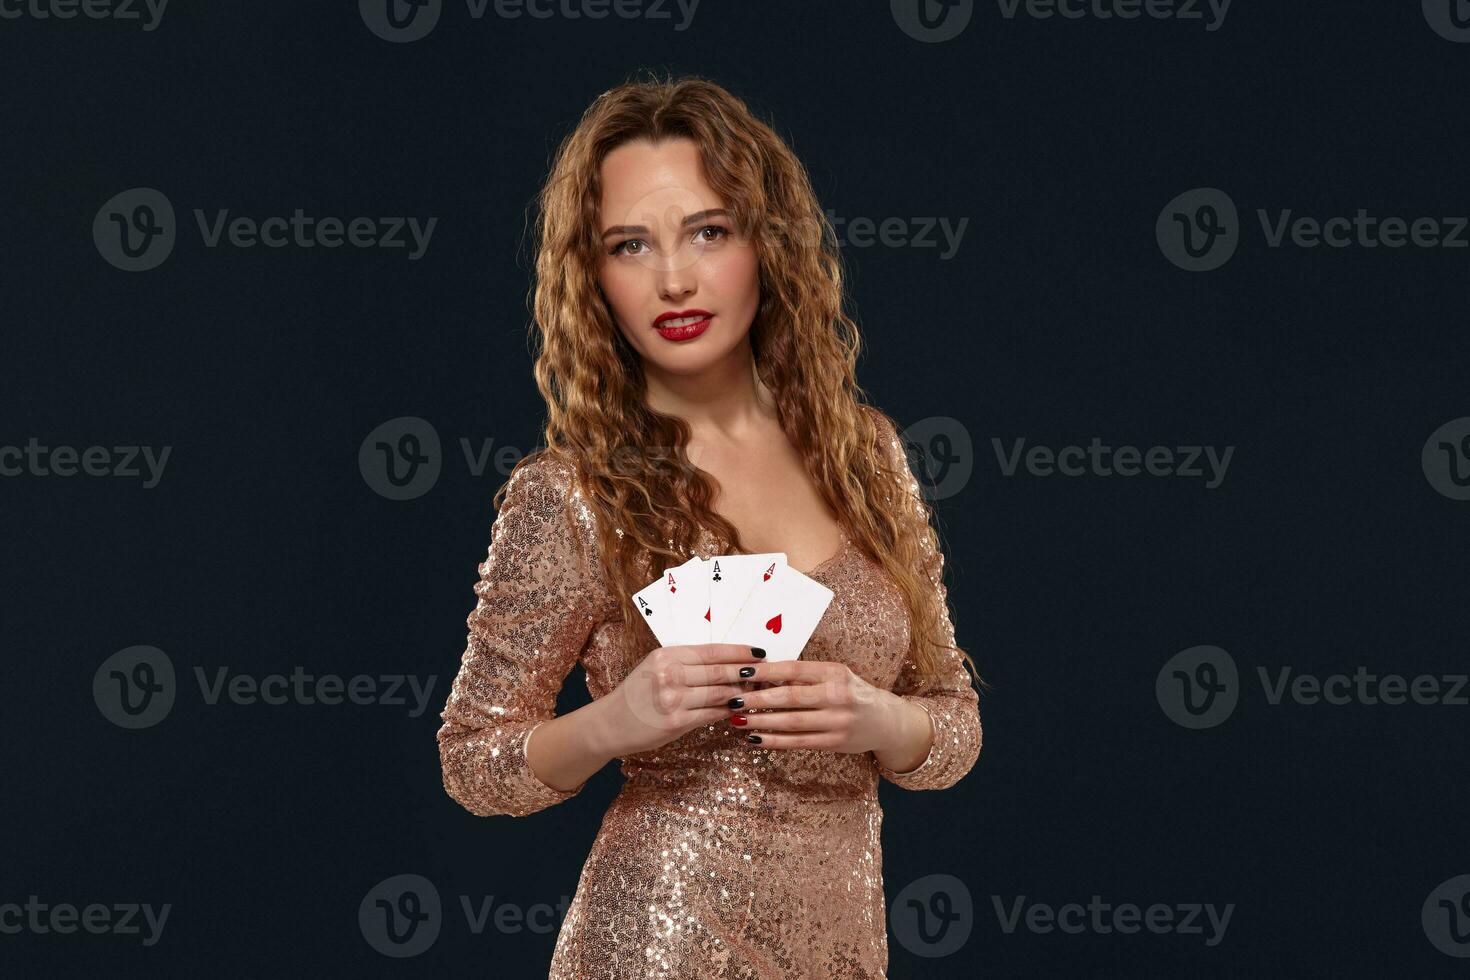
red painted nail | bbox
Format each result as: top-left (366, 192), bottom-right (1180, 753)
top-left (729, 713), bottom-right (748, 726)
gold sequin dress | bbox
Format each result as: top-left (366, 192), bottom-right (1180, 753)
top-left (436, 412), bottom-right (982, 978)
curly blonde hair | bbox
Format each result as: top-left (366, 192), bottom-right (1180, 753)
top-left (500, 71), bottom-right (984, 691)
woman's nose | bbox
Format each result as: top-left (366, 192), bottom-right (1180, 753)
top-left (657, 272), bottom-right (695, 302)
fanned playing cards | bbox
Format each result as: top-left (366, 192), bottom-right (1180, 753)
top-left (631, 549), bottom-right (835, 662)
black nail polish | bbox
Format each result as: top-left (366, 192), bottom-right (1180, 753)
top-left (727, 697), bottom-right (744, 709)
top-left (739, 666), bottom-right (756, 678)
top-left (746, 734), bottom-right (762, 743)
top-left (751, 647), bottom-right (766, 658)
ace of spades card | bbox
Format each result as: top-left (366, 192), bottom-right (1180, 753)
top-left (632, 554), bottom-right (712, 646)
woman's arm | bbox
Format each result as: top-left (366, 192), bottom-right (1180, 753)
top-left (436, 455), bottom-right (611, 817)
top-left (868, 409), bottom-right (983, 791)
top-left (871, 692), bottom-right (937, 776)
top-left (523, 697), bottom-right (618, 793)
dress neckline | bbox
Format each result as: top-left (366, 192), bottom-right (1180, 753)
top-left (796, 531), bottom-right (851, 578)
top-left (701, 528), bottom-right (851, 579)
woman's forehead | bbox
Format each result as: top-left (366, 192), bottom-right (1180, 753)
top-left (598, 139), bottom-right (724, 228)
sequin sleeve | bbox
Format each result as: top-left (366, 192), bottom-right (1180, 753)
top-left (436, 455), bottom-right (603, 818)
top-left (869, 411), bottom-right (983, 791)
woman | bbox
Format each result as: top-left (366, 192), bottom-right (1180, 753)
top-left (436, 73), bottom-right (985, 978)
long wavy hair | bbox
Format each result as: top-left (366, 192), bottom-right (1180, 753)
top-left (501, 71), bottom-right (985, 692)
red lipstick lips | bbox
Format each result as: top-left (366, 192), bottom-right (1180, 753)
top-left (653, 309), bottom-right (713, 342)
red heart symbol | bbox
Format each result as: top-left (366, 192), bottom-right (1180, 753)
top-left (764, 613), bottom-right (782, 634)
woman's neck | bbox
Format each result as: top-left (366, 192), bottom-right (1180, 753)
top-left (642, 350), bottom-right (776, 439)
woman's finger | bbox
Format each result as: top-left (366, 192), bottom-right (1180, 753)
top-left (735, 682), bottom-right (831, 712)
top-left (694, 684), bottom-right (748, 708)
top-left (731, 708), bottom-right (836, 732)
top-left (736, 730), bottom-right (841, 750)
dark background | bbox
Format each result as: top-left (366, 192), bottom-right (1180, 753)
top-left (4, 1), bottom-right (1469, 976)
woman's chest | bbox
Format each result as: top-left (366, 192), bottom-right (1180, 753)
top-left (691, 447), bottom-right (847, 579)
top-left (793, 551), bottom-right (914, 689)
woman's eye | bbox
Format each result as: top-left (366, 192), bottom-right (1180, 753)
top-left (610, 226), bottom-right (726, 256)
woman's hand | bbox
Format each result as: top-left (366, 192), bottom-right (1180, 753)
top-left (725, 660), bottom-right (931, 764)
top-left (592, 643), bottom-right (766, 758)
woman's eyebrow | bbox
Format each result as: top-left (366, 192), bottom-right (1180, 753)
top-left (601, 208), bottom-right (730, 240)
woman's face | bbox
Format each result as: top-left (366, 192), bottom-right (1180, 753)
top-left (596, 137), bottom-right (760, 377)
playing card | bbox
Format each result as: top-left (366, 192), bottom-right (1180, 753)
top-left (706, 552), bottom-right (787, 643)
top-left (665, 555), bottom-right (712, 644)
top-left (632, 557), bottom-right (709, 647)
top-left (719, 561), bottom-right (834, 663)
